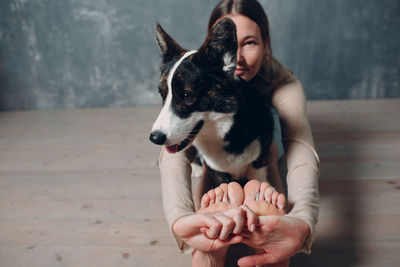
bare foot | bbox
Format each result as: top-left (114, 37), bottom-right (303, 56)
top-left (198, 182), bottom-right (244, 213)
top-left (197, 181), bottom-right (256, 236)
top-left (243, 180), bottom-right (286, 216)
top-left (238, 180), bottom-right (288, 267)
top-left (193, 182), bottom-right (249, 267)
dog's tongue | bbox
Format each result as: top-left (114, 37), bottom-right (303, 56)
top-left (166, 144), bottom-right (179, 154)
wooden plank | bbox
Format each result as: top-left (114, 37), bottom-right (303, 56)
top-left (0, 245), bottom-right (191, 267)
top-left (0, 99), bottom-right (399, 266)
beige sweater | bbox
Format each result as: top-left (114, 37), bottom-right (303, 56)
top-left (158, 78), bottom-right (320, 254)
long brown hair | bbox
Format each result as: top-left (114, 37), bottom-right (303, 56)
top-left (208, 0), bottom-right (295, 100)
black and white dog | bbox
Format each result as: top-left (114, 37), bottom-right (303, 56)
top-left (149, 18), bottom-right (275, 185)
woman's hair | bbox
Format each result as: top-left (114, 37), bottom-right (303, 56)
top-left (208, 0), bottom-right (271, 53)
top-left (208, 0), bottom-right (295, 100)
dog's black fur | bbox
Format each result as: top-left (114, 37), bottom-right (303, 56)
top-left (150, 18), bottom-right (274, 184)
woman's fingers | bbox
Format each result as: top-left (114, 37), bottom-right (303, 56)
top-left (216, 234), bottom-right (243, 248)
top-left (231, 208), bottom-right (246, 234)
top-left (213, 212), bottom-right (236, 240)
top-left (195, 204), bottom-right (262, 241)
top-left (237, 252), bottom-right (276, 267)
top-left (201, 214), bottom-right (223, 239)
top-left (240, 204), bottom-right (258, 231)
top-left (200, 205), bottom-right (259, 240)
top-left (222, 207), bottom-right (245, 234)
top-left (200, 207), bottom-right (249, 240)
top-left (198, 211), bottom-right (235, 240)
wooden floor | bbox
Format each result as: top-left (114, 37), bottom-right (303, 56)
top-left (0, 99), bottom-right (399, 267)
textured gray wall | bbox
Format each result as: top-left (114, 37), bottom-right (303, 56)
top-left (0, 0), bottom-right (399, 110)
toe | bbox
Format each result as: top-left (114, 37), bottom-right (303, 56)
top-left (272, 191), bottom-right (279, 206)
top-left (264, 187), bottom-right (274, 203)
top-left (228, 182), bottom-right (244, 206)
top-left (201, 193), bottom-right (210, 208)
top-left (207, 189), bottom-right (216, 204)
top-left (219, 183), bottom-right (229, 202)
top-left (244, 180), bottom-right (261, 202)
top-left (259, 182), bottom-right (270, 201)
top-left (215, 187), bottom-right (223, 202)
top-left (277, 194), bottom-right (286, 210)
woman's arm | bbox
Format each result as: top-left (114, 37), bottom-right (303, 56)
top-left (160, 148), bottom-right (256, 253)
top-left (237, 78), bottom-right (320, 266)
top-left (159, 147), bottom-right (196, 252)
top-left (272, 78), bottom-right (320, 254)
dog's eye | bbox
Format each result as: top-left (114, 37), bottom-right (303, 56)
top-left (183, 91), bottom-right (193, 105)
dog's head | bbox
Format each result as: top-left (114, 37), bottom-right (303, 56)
top-left (149, 18), bottom-right (239, 153)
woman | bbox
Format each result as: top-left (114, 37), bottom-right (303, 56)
top-left (158, 0), bottom-right (320, 266)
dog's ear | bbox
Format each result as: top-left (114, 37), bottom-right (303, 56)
top-left (194, 18), bottom-right (237, 77)
top-left (155, 23), bottom-right (184, 62)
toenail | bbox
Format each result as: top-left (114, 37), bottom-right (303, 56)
top-left (255, 192), bottom-right (260, 200)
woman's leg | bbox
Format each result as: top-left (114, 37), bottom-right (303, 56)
top-left (194, 164), bottom-right (214, 211)
top-left (192, 165), bottom-right (230, 267)
top-left (267, 141), bottom-right (285, 194)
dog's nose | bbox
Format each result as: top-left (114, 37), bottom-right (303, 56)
top-left (149, 131), bottom-right (167, 145)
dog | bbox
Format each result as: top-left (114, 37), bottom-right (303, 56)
top-left (149, 18), bottom-right (276, 186)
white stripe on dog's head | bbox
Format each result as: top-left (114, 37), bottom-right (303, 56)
top-left (151, 50), bottom-right (199, 144)
top-left (167, 50), bottom-right (197, 97)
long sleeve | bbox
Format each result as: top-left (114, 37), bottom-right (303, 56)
top-left (158, 78), bottom-right (320, 254)
top-left (271, 79), bottom-right (320, 254)
top-left (158, 147), bottom-right (195, 252)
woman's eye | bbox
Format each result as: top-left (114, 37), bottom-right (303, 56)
top-left (183, 91), bottom-right (193, 105)
top-left (245, 41), bottom-right (256, 46)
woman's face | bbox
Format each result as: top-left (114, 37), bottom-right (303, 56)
top-left (225, 14), bottom-right (267, 81)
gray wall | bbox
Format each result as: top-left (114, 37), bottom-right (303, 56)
top-left (0, 0), bottom-right (399, 110)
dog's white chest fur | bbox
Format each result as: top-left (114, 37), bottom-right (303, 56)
top-left (193, 112), bottom-right (264, 180)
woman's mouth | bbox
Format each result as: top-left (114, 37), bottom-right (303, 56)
top-left (235, 68), bottom-right (248, 76)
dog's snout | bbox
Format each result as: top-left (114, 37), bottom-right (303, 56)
top-left (149, 130), bottom-right (167, 145)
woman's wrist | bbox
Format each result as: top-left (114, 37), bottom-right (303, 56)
top-left (298, 218), bottom-right (311, 246)
top-left (287, 215), bottom-right (312, 254)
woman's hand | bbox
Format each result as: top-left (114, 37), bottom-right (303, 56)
top-left (172, 211), bottom-right (242, 252)
top-left (238, 215), bottom-right (310, 267)
top-left (172, 207), bottom-right (258, 252)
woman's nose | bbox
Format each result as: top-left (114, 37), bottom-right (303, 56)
top-left (236, 48), bottom-right (245, 64)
